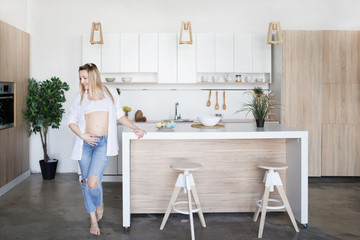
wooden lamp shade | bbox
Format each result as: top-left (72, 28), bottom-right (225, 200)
top-left (90, 22), bottom-right (104, 45)
top-left (179, 21), bottom-right (193, 45)
top-left (267, 21), bottom-right (283, 44)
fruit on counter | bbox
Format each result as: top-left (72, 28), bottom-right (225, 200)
top-left (155, 121), bottom-right (176, 128)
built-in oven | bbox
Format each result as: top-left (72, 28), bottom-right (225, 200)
top-left (0, 82), bottom-right (15, 130)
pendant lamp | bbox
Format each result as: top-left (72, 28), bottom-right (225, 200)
top-left (179, 21), bottom-right (193, 45)
top-left (266, 21), bottom-right (283, 44)
top-left (90, 22), bottom-right (104, 45)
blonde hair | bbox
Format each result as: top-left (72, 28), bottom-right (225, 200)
top-left (78, 63), bottom-right (114, 103)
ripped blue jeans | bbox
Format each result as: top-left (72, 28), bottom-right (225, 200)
top-left (78, 136), bottom-right (110, 213)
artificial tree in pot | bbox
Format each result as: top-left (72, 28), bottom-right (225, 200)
top-left (235, 87), bottom-right (273, 128)
top-left (24, 77), bottom-right (70, 179)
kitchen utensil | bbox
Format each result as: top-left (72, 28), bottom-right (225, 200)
top-left (197, 115), bottom-right (222, 127)
top-left (191, 123), bottom-right (224, 129)
top-left (122, 77), bottom-right (132, 83)
top-left (105, 78), bottom-right (115, 82)
top-left (223, 91), bottom-right (226, 110)
top-left (206, 90), bottom-right (211, 107)
top-left (215, 91), bottom-right (219, 110)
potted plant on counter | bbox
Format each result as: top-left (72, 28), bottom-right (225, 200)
top-left (235, 87), bottom-right (273, 128)
top-left (24, 77), bottom-right (70, 179)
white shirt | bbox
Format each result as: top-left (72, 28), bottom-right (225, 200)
top-left (67, 86), bottom-right (124, 160)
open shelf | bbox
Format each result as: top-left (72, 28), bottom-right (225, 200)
top-left (103, 82), bottom-right (270, 91)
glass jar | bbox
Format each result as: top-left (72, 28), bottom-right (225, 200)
top-left (235, 75), bottom-right (242, 83)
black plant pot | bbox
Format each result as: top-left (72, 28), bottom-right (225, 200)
top-left (39, 159), bottom-right (58, 180)
top-left (256, 119), bottom-right (265, 128)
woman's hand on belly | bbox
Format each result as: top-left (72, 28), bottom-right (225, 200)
top-left (82, 133), bottom-right (100, 146)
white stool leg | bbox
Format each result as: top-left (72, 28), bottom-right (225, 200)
top-left (258, 187), bottom-right (270, 238)
top-left (160, 186), bottom-right (181, 230)
top-left (186, 175), bottom-right (195, 240)
top-left (276, 185), bottom-right (299, 232)
top-left (253, 185), bottom-right (265, 222)
top-left (191, 185), bottom-right (206, 227)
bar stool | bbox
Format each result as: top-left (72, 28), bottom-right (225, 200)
top-left (160, 162), bottom-right (206, 240)
top-left (253, 161), bottom-right (299, 238)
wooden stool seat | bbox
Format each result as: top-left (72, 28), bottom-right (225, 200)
top-left (160, 161), bottom-right (206, 240)
top-left (253, 162), bottom-right (299, 238)
top-left (257, 161), bottom-right (288, 171)
top-left (171, 162), bottom-right (202, 171)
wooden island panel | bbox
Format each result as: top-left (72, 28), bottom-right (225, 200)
top-left (130, 139), bottom-right (286, 213)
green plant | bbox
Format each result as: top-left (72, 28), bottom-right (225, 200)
top-left (24, 77), bottom-right (70, 163)
top-left (235, 87), bottom-right (273, 120)
top-left (253, 86), bottom-right (264, 95)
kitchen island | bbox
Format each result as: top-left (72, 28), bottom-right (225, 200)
top-left (122, 122), bottom-right (308, 228)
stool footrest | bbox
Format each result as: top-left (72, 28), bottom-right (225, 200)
top-left (172, 201), bottom-right (200, 215)
top-left (256, 198), bottom-right (285, 210)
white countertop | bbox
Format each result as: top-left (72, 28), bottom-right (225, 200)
top-left (122, 122), bottom-right (308, 140)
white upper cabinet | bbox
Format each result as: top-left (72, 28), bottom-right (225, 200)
top-left (253, 33), bottom-right (271, 73)
top-left (102, 33), bottom-right (120, 73)
top-left (196, 33), bottom-right (215, 73)
top-left (178, 35), bottom-right (197, 83)
top-left (234, 33), bottom-right (253, 73)
top-left (158, 33), bottom-right (177, 83)
top-left (120, 33), bottom-right (139, 72)
top-left (139, 33), bottom-right (158, 72)
top-left (82, 33), bottom-right (101, 70)
top-left (215, 33), bottom-right (234, 72)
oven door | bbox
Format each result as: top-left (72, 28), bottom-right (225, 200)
top-left (0, 93), bottom-right (14, 129)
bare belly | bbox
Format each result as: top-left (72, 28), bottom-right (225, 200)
top-left (85, 111), bottom-right (109, 136)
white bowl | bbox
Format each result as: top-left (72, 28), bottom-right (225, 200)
top-left (105, 78), bottom-right (115, 82)
top-left (122, 77), bottom-right (132, 83)
top-left (198, 115), bottom-right (221, 127)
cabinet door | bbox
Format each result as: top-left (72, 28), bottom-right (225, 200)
top-left (253, 33), bottom-right (271, 73)
top-left (139, 33), bottom-right (158, 72)
top-left (102, 33), bottom-right (120, 73)
top-left (196, 33), bottom-right (215, 73)
top-left (322, 124), bottom-right (360, 176)
top-left (120, 33), bottom-right (139, 72)
top-left (234, 33), bottom-right (253, 73)
top-left (82, 33), bottom-right (101, 70)
top-left (215, 33), bottom-right (233, 72)
top-left (158, 33), bottom-right (177, 83)
top-left (178, 35), bottom-right (197, 83)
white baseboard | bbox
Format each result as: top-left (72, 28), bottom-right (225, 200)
top-left (78, 174), bottom-right (122, 182)
top-left (0, 170), bottom-right (31, 197)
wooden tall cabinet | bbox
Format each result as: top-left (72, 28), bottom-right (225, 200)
top-left (281, 31), bottom-right (323, 176)
top-left (321, 31), bottom-right (360, 176)
top-left (281, 30), bottom-right (360, 176)
top-left (0, 20), bottom-right (30, 188)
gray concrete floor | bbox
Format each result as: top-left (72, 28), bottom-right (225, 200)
top-left (0, 174), bottom-right (359, 240)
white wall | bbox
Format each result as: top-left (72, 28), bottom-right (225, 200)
top-left (0, 0), bottom-right (28, 32)
top-left (2, 0), bottom-right (360, 173)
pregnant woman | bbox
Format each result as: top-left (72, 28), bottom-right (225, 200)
top-left (68, 63), bottom-right (146, 235)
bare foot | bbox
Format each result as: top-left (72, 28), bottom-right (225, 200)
top-left (96, 203), bottom-right (104, 222)
top-left (90, 212), bottom-right (100, 235)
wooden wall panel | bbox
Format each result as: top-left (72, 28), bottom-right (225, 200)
top-left (322, 125), bottom-right (360, 176)
top-left (281, 31), bottom-right (322, 176)
top-left (322, 83), bottom-right (360, 124)
top-left (322, 31), bottom-right (360, 84)
top-left (130, 139), bottom-right (287, 214)
top-left (0, 20), bottom-right (30, 188)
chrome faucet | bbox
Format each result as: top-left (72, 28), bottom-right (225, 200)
top-left (174, 102), bottom-right (181, 120)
